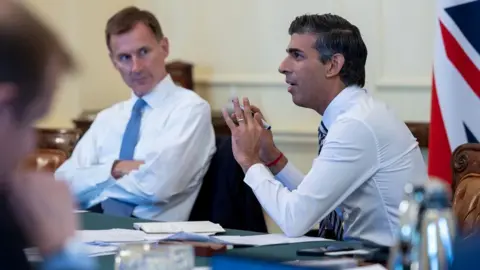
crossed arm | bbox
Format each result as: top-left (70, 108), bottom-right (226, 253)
top-left (55, 102), bottom-right (215, 207)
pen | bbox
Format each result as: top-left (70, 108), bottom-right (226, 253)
top-left (239, 104), bottom-right (271, 130)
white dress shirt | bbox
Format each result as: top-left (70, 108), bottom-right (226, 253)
top-left (244, 86), bottom-right (428, 246)
top-left (55, 75), bottom-right (216, 221)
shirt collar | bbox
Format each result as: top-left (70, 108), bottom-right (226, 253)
top-left (129, 74), bottom-right (176, 110)
top-left (321, 85), bottom-right (367, 130)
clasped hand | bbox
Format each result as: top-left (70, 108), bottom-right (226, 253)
top-left (222, 97), bottom-right (269, 172)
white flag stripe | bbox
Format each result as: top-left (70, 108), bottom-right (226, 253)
top-left (433, 25), bottom-right (480, 150)
top-left (439, 0), bottom-right (478, 9)
top-left (439, 6), bottom-right (480, 70)
top-left (433, 0), bottom-right (480, 150)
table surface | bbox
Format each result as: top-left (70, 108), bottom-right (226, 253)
top-left (80, 212), bottom-right (355, 269)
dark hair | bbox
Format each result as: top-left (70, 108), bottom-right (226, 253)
top-left (288, 14), bottom-right (368, 87)
top-left (0, 1), bottom-right (74, 119)
top-left (105, 6), bottom-right (164, 50)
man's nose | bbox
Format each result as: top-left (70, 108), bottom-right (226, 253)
top-left (278, 58), bottom-right (290, 75)
top-left (131, 57), bottom-right (144, 73)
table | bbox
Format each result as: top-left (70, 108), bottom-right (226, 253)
top-left (80, 212), bottom-right (353, 269)
top-left (81, 212), bottom-right (258, 268)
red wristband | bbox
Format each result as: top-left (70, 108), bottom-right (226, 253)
top-left (266, 152), bottom-right (284, 167)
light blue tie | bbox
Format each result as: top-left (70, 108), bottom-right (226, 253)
top-left (102, 98), bottom-right (147, 217)
top-left (119, 98), bottom-right (147, 160)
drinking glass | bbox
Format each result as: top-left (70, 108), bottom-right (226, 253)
top-left (114, 242), bottom-right (194, 270)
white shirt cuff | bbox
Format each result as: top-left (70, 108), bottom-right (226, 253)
top-left (274, 162), bottom-right (304, 190)
top-left (244, 163), bottom-right (274, 190)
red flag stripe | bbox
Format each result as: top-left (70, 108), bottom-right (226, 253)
top-left (427, 74), bottom-right (452, 183)
top-left (440, 20), bottom-right (480, 98)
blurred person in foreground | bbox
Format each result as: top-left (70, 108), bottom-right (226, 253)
top-left (0, 0), bottom-right (95, 269)
top-left (222, 14), bottom-right (428, 246)
top-left (55, 6), bottom-right (215, 220)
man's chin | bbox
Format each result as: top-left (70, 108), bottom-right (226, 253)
top-left (291, 94), bottom-right (306, 108)
top-left (131, 84), bottom-right (154, 97)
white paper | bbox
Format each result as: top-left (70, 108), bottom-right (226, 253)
top-left (325, 249), bottom-right (371, 256)
top-left (143, 232), bottom-right (214, 242)
top-left (74, 209), bottom-right (87, 213)
top-left (78, 229), bottom-right (217, 245)
top-left (346, 264), bottom-right (387, 270)
top-left (25, 244), bottom-right (118, 262)
top-left (285, 258), bottom-right (358, 268)
top-left (84, 244), bottom-right (119, 257)
top-left (133, 221), bottom-right (225, 234)
top-left (78, 229), bottom-right (148, 243)
top-left (213, 233), bottom-right (331, 246)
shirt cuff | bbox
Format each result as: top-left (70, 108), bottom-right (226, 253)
top-left (244, 163), bottom-right (274, 190)
top-left (273, 161), bottom-right (304, 190)
top-left (81, 161), bottom-right (117, 209)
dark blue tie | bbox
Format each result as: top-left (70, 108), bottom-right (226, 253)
top-left (317, 121), bottom-right (344, 240)
top-left (102, 98), bottom-right (147, 217)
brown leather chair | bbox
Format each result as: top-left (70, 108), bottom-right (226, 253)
top-left (36, 128), bottom-right (81, 157)
top-left (452, 143), bottom-right (480, 238)
top-left (20, 149), bottom-right (67, 172)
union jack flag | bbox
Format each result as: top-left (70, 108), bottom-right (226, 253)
top-left (428, 0), bottom-right (480, 184)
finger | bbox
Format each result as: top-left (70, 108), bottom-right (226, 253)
top-left (231, 113), bottom-right (242, 125)
top-left (253, 112), bottom-right (264, 127)
top-left (250, 105), bottom-right (265, 119)
top-left (232, 97), bottom-right (246, 125)
top-left (243, 97), bottom-right (254, 125)
top-left (250, 105), bottom-right (261, 113)
top-left (222, 107), bottom-right (238, 131)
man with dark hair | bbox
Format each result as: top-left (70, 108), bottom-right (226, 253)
top-left (222, 14), bottom-right (427, 246)
top-left (0, 0), bottom-right (95, 269)
top-left (56, 6), bottom-right (216, 221)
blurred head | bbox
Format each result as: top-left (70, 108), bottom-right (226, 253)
top-left (278, 14), bottom-right (368, 114)
top-left (106, 6), bottom-right (169, 97)
top-left (0, 0), bottom-right (75, 176)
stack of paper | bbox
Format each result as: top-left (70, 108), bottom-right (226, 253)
top-left (347, 265), bottom-right (387, 270)
top-left (78, 228), bottom-right (215, 245)
top-left (156, 232), bottom-right (329, 246)
top-left (212, 234), bottom-right (331, 246)
top-left (144, 232), bottom-right (215, 242)
top-left (25, 244), bottom-right (118, 262)
top-left (133, 221), bottom-right (225, 234)
top-left (285, 257), bottom-right (358, 268)
top-left (78, 229), bottom-right (147, 244)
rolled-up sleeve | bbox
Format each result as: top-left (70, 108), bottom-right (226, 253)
top-left (244, 118), bottom-right (379, 237)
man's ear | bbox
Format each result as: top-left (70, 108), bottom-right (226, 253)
top-left (159, 37), bottom-right (169, 58)
top-left (325, 53), bottom-right (345, 79)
